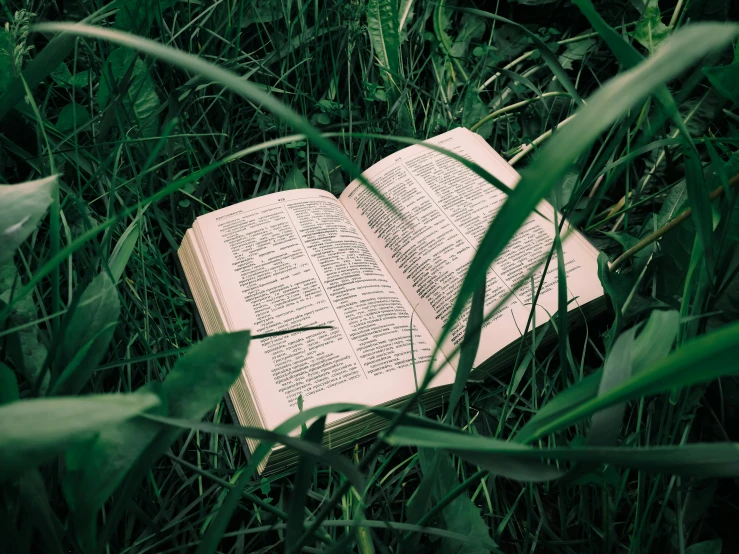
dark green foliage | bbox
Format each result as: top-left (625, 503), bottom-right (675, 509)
top-left (1, 1), bottom-right (739, 553)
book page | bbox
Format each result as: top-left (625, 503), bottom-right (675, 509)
top-left (192, 188), bottom-right (451, 430)
top-left (340, 128), bottom-right (603, 366)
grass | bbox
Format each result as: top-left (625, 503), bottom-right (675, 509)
top-left (1, 0), bottom-right (739, 553)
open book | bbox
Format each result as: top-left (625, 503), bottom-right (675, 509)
top-left (178, 128), bottom-right (605, 474)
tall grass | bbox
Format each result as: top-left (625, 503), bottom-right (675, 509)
top-left (1, 0), bottom-right (739, 552)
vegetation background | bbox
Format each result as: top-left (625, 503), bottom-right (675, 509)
top-left (1, 0), bottom-right (739, 553)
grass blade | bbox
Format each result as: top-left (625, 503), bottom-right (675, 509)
top-left (523, 319), bottom-right (739, 443)
top-left (388, 426), bottom-right (739, 478)
top-left (286, 416), bottom-right (325, 553)
top-left (436, 23), bottom-right (739, 355)
top-left (107, 216), bottom-right (141, 283)
top-left (446, 281), bottom-right (485, 418)
top-left (32, 23), bottom-right (393, 210)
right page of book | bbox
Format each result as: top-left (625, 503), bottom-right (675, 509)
top-left (340, 128), bottom-right (604, 366)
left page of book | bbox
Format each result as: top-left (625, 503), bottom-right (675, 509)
top-left (188, 188), bottom-right (451, 431)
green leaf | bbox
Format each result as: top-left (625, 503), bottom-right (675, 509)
top-left (65, 331), bottom-right (250, 548)
top-left (115, 0), bottom-right (154, 32)
top-left (0, 175), bottom-right (56, 266)
top-left (658, 179), bottom-right (689, 227)
top-left (685, 148), bottom-right (715, 280)
top-left (418, 449), bottom-right (497, 553)
top-left (50, 273), bottom-right (120, 396)
top-left (0, 266), bottom-right (49, 386)
top-left (685, 539), bottom-right (722, 554)
top-left (588, 326), bottom-right (638, 446)
top-left (491, 24), bottom-right (528, 62)
top-left (50, 63), bottom-right (93, 89)
top-left (68, 70), bottom-right (93, 89)
top-left (50, 62), bottom-right (73, 86)
top-left (520, 319), bottom-right (739, 443)
top-left (630, 309), bottom-right (680, 373)
top-left (97, 47), bottom-right (161, 138)
top-left (55, 102), bottom-right (91, 133)
top-left (0, 392), bottom-right (160, 483)
top-left (462, 90), bottom-right (493, 139)
top-left (107, 218), bottom-right (140, 282)
top-left (456, 7), bottom-right (584, 106)
top-left (634, 0), bottom-right (672, 53)
top-left (557, 38), bottom-right (597, 70)
top-left (573, 0), bottom-right (688, 141)
top-left (589, 310), bottom-right (678, 445)
top-left (286, 416), bottom-right (326, 552)
top-left (438, 23), bottom-right (739, 357)
top-left (704, 60), bottom-right (739, 104)
top-left (283, 165), bottom-right (307, 190)
top-left (313, 154), bottom-right (344, 194)
top-left (195, 402), bottom-right (368, 554)
top-left (366, 0), bottom-right (401, 101)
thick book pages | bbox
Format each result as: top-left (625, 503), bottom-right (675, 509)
top-left (178, 128), bottom-right (605, 474)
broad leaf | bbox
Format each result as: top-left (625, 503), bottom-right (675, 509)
top-left (51, 63), bottom-right (93, 89)
top-left (588, 326), bottom-right (638, 446)
top-left (462, 90), bottom-right (494, 139)
top-left (704, 61), bottom-right (739, 104)
top-left (55, 102), bottom-right (91, 133)
top-left (65, 331), bottom-right (251, 546)
top-left (97, 47), bottom-right (161, 138)
top-left (367, 0), bottom-right (411, 130)
top-left (50, 273), bottom-right (120, 396)
top-left (313, 154), bottom-right (345, 194)
top-left (283, 165), bottom-right (307, 190)
top-left (0, 175), bottom-right (56, 266)
top-left (0, 393), bottom-right (160, 482)
top-left (685, 539), bottom-right (722, 554)
top-left (519, 319), bottom-right (739, 443)
top-left (0, 266), bottom-right (48, 386)
top-left (589, 310), bottom-right (679, 445)
top-left (634, 0), bottom-right (672, 53)
top-left (557, 38), bottom-right (597, 70)
top-left (417, 449), bottom-right (498, 553)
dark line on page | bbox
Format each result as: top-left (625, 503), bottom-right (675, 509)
top-left (281, 205), bottom-right (369, 380)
